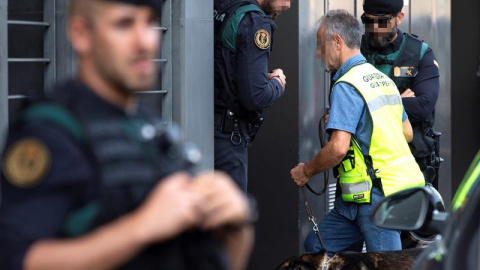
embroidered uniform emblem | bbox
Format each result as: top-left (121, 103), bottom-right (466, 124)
top-left (2, 138), bottom-right (51, 188)
top-left (254, 29), bottom-right (270, 50)
top-left (393, 66), bottom-right (418, 77)
top-left (394, 66), bottom-right (401, 77)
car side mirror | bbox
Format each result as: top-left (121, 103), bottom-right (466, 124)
top-left (371, 188), bottom-right (430, 230)
top-left (371, 187), bottom-right (449, 235)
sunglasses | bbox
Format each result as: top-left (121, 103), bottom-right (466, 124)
top-left (361, 13), bottom-right (397, 28)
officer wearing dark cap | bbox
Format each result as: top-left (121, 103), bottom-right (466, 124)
top-left (361, 0), bottom-right (441, 187)
top-left (0, 1), bottom-right (254, 269)
top-left (213, 0), bottom-right (290, 192)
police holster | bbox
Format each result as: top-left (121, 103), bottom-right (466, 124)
top-left (214, 108), bottom-right (263, 146)
top-left (409, 122), bottom-right (443, 186)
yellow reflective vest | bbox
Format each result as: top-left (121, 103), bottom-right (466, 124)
top-left (334, 63), bottom-right (425, 203)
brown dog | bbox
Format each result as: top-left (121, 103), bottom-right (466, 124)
top-left (276, 248), bottom-right (422, 270)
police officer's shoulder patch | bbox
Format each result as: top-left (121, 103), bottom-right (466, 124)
top-left (254, 29), bottom-right (270, 50)
top-left (2, 138), bottom-right (51, 188)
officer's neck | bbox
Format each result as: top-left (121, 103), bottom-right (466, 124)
top-left (339, 48), bottom-right (361, 67)
top-left (78, 64), bottom-right (134, 111)
top-left (387, 32), bottom-right (399, 46)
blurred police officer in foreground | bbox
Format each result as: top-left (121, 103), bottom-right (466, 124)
top-left (0, 0), bottom-right (254, 269)
top-left (361, 0), bottom-right (441, 186)
top-left (213, 0), bottom-right (290, 191)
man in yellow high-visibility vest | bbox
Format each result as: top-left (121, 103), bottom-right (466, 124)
top-left (290, 9), bottom-right (424, 256)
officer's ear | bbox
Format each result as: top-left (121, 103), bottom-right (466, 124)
top-left (395, 12), bottom-right (405, 26)
top-left (69, 16), bottom-right (94, 56)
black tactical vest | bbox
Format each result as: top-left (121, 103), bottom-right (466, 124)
top-left (363, 33), bottom-right (425, 93)
top-left (18, 81), bottom-right (227, 270)
top-left (362, 34), bottom-right (436, 159)
top-left (213, 0), bottom-right (266, 121)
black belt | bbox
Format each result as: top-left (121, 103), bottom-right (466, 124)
top-left (214, 108), bottom-right (251, 146)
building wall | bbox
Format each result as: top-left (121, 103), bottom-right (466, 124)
top-left (171, 0), bottom-right (214, 171)
top-left (248, 1), bottom-right (300, 268)
top-left (410, 0), bottom-right (452, 205)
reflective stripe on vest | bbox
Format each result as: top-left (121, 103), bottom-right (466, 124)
top-left (337, 138), bottom-right (372, 203)
top-left (334, 62), bottom-right (425, 202)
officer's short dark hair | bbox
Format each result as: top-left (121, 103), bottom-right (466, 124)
top-left (363, 0), bottom-right (403, 16)
top-left (70, 0), bottom-right (161, 20)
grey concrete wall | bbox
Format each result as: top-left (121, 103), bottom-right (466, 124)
top-left (171, 1), bottom-right (214, 171)
top-left (410, 0), bottom-right (452, 206)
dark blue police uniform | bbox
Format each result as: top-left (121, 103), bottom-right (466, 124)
top-left (213, 0), bottom-right (284, 191)
top-left (361, 29), bottom-right (441, 185)
top-left (0, 80), bottom-right (227, 270)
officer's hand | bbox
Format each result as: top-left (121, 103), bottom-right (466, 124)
top-left (290, 163), bottom-right (310, 187)
top-left (132, 173), bottom-right (202, 244)
top-left (192, 171), bottom-right (251, 230)
top-left (401, 88), bottom-right (416, 98)
top-left (323, 114), bottom-right (329, 124)
top-left (268, 68), bottom-right (286, 89)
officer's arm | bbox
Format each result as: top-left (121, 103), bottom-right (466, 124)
top-left (303, 130), bottom-right (351, 178)
top-left (191, 172), bottom-right (255, 270)
top-left (0, 122), bottom-right (97, 270)
top-left (403, 118), bottom-right (413, 142)
top-left (1, 124), bottom-right (200, 270)
top-left (401, 48), bottom-right (440, 122)
top-left (218, 226), bottom-right (254, 270)
top-left (236, 12), bottom-right (284, 111)
top-left (300, 83), bottom-right (361, 180)
top-left (0, 123), bottom-right (148, 270)
top-left (25, 214), bottom-right (147, 270)
top-left (25, 173), bottom-right (203, 270)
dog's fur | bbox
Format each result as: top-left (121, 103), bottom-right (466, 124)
top-left (275, 251), bottom-right (329, 270)
top-left (276, 248), bottom-right (422, 270)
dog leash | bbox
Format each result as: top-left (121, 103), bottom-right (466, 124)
top-left (301, 186), bottom-right (326, 251)
top-left (305, 113), bottom-right (330, 196)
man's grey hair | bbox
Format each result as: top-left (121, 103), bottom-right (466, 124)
top-left (317, 9), bottom-right (362, 49)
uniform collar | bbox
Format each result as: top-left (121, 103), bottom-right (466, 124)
top-left (55, 79), bottom-right (128, 117)
top-left (333, 54), bottom-right (367, 81)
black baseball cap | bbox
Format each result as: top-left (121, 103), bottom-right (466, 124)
top-left (363, 0), bottom-right (403, 16)
top-left (103, 0), bottom-right (161, 11)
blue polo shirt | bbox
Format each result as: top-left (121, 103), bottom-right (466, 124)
top-left (326, 54), bottom-right (408, 154)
